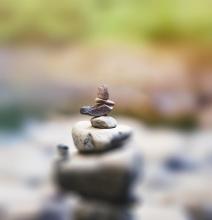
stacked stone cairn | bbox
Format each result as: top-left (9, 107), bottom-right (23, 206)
top-left (54, 86), bottom-right (143, 220)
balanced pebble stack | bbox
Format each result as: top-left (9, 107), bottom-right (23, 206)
top-left (54, 86), bottom-right (143, 220)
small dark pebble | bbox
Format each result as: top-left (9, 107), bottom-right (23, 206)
top-left (57, 144), bottom-right (69, 159)
top-left (164, 155), bottom-right (198, 172)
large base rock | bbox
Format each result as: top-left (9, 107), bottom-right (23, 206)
top-left (54, 140), bottom-right (142, 203)
top-left (72, 121), bottom-right (132, 153)
top-left (72, 198), bottom-right (133, 220)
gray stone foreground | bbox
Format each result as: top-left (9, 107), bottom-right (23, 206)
top-left (54, 139), bottom-right (143, 203)
top-left (70, 197), bottom-right (133, 220)
top-left (6, 192), bottom-right (187, 220)
top-left (1, 117), bottom-right (212, 220)
top-left (72, 121), bottom-right (132, 153)
top-left (27, 196), bottom-right (188, 220)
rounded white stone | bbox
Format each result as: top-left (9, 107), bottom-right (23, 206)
top-left (91, 116), bottom-right (117, 129)
top-left (72, 121), bottom-right (132, 152)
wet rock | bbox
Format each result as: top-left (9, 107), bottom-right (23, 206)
top-left (72, 121), bottom-right (132, 153)
top-left (91, 116), bottom-right (117, 129)
top-left (55, 140), bottom-right (142, 203)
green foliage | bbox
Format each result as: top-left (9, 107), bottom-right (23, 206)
top-left (0, 0), bottom-right (211, 43)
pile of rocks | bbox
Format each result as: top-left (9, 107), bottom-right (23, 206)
top-left (54, 86), bottom-right (143, 220)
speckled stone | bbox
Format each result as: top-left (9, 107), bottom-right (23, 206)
top-left (91, 116), bottom-right (117, 129)
top-left (72, 121), bottom-right (132, 153)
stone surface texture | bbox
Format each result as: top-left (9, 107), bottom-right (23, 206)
top-left (72, 121), bottom-right (132, 153)
top-left (55, 140), bottom-right (142, 203)
top-left (71, 198), bottom-right (133, 220)
top-left (91, 116), bottom-right (117, 129)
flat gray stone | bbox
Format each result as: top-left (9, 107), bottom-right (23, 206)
top-left (72, 121), bottom-right (132, 153)
top-left (91, 116), bottom-right (117, 129)
top-left (54, 140), bottom-right (142, 203)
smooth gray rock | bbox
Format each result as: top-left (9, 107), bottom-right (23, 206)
top-left (72, 121), bottom-right (132, 153)
top-left (55, 140), bottom-right (142, 203)
top-left (91, 116), bottom-right (117, 129)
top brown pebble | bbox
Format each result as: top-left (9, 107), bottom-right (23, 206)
top-left (97, 85), bottom-right (109, 100)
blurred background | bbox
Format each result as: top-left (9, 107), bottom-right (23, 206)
top-left (0, 0), bottom-right (212, 219)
